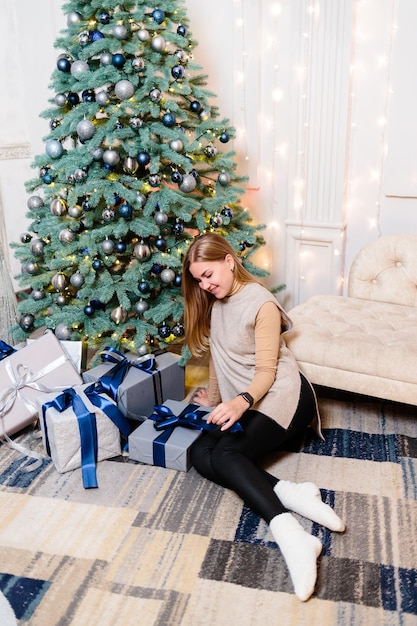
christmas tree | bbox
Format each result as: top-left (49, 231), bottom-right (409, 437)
top-left (11, 0), bottom-right (266, 360)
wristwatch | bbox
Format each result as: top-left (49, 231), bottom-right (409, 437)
top-left (238, 392), bottom-right (254, 408)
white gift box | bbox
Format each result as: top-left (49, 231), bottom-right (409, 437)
top-left (37, 383), bottom-right (123, 478)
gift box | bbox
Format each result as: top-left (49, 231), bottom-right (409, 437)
top-left (27, 327), bottom-right (87, 373)
top-left (82, 349), bottom-right (185, 422)
top-left (128, 399), bottom-right (215, 472)
top-left (38, 383), bottom-right (131, 488)
top-left (0, 332), bottom-right (82, 438)
top-left (0, 340), bottom-right (16, 361)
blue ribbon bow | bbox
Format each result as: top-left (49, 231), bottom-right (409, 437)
top-left (0, 341), bottom-right (16, 361)
top-left (98, 347), bottom-right (160, 403)
top-left (149, 403), bottom-right (242, 467)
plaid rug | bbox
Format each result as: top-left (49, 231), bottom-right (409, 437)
top-left (0, 386), bottom-right (416, 625)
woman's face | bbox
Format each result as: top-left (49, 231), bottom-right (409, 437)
top-left (189, 254), bottom-right (235, 299)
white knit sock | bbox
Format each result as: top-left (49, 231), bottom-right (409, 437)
top-left (274, 480), bottom-right (345, 532)
top-left (270, 512), bottom-right (322, 601)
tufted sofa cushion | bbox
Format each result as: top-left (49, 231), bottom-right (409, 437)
top-left (286, 234), bottom-right (417, 405)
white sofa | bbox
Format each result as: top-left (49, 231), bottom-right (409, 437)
top-left (285, 234), bottom-right (417, 405)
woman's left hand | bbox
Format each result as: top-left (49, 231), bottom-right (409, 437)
top-left (206, 397), bottom-right (247, 431)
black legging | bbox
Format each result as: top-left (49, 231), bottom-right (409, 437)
top-left (190, 374), bottom-right (317, 524)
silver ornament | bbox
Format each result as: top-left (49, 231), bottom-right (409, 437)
top-left (31, 288), bottom-right (45, 301)
top-left (68, 205), bottom-right (82, 218)
top-left (123, 157), bottom-right (138, 174)
top-left (96, 90), bottom-right (109, 106)
top-left (113, 24), bottom-right (128, 40)
top-left (102, 208), bottom-right (115, 221)
top-left (179, 174), bottom-right (197, 193)
top-left (137, 343), bottom-right (150, 356)
top-left (218, 171), bottom-right (231, 186)
top-left (149, 174), bottom-right (161, 187)
top-left (56, 294), bottom-right (68, 306)
top-left (71, 60), bottom-right (89, 78)
top-left (51, 272), bottom-right (67, 290)
top-left (115, 79), bottom-right (135, 100)
top-left (151, 35), bottom-right (166, 52)
top-left (55, 323), bottom-right (72, 340)
top-left (110, 306), bottom-right (127, 324)
top-left (67, 11), bottom-right (82, 26)
top-left (78, 31), bottom-right (90, 46)
top-left (160, 268), bottom-right (175, 283)
top-left (74, 168), bottom-right (87, 182)
top-left (100, 52), bottom-right (113, 66)
top-left (134, 300), bottom-right (149, 315)
top-left (205, 144), bottom-right (217, 158)
top-left (133, 241), bottom-right (151, 261)
top-left (45, 139), bottom-right (63, 159)
top-left (55, 93), bottom-right (67, 107)
top-left (59, 228), bottom-right (75, 243)
top-left (20, 314), bottom-right (34, 330)
top-left (30, 238), bottom-right (45, 256)
top-left (70, 272), bottom-right (85, 288)
top-left (154, 210), bottom-right (168, 225)
top-left (149, 89), bottom-right (162, 102)
top-left (130, 116), bottom-right (143, 129)
top-left (177, 50), bottom-right (189, 64)
top-left (169, 139), bottom-right (184, 152)
top-left (24, 261), bottom-right (39, 275)
top-left (27, 195), bottom-right (44, 210)
top-left (132, 58), bottom-right (145, 72)
top-left (102, 149), bottom-right (120, 166)
top-left (50, 197), bottom-right (67, 216)
top-left (77, 119), bottom-right (95, 140)
top-left (90, 147), bottom-right (104, 161)
top-left (101, 239), bottom-right (115, 254)
top-left (137, 28), bottom-right (150, 42)
top-left (199, 109), bottom-right (210, 121)
top-left (136, 192), bottom-right (147, 208)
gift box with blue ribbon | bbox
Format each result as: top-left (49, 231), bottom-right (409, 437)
top-left (38, 383), bottom-right (132, 488)
top-left (128, 399), bottom-right (243, 472)
top-left (82, 349), bottom-right (185, 422)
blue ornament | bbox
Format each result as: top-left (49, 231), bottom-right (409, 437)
top-left (82, 199), bottom-right (92, 211)
top-left (82, 89), bottom-right (96, 102)
top-left (67, 92), bottom-right (80, 106)
top-left (91, 299), bottom-right (105, 310)
top-left (172, 323), bottom-right (184, 337)
top-left (92, 259), bottom-right (103, 271)
top-left (152, 9), bottom-right (165, 24)
top-left (138, 280), bottom-right (150, 294)
top-left (137, 151), bottom-right (150, 166)
top-left (90, 30), bottom-right (104, 41)
top-left (57, 57), bottom-right (71, 72)
top-left (118, 203), bottom-right (133, 219)
top-left (171, 65), bottom-right (185, 80)
top-left (151, 263), bottom-right (163, 275)
top-left (177, 25), bottom-right (187, 36)
top-left (162, 112), bottom-right (176, 127)
top-left (112, 53), bottom-right (125, 68)
top-left (190, 100), bottom-right (201, 113)
top-left (158, 323), bottom-right (171, 339)
top-left (155, 236), bottom-right (166, 251)
top-left (172, 221), bottom-right (184, 235)
top-left (42, 173), bottom-right (54, 184)
top-left (98, 11), bottom-right (111, 24)
top-left (221, 206), bottom-right (234, 219)
top-left (220, 132), bottom-right (230, 143)
top-left (115, 241), bottom-right (127, 253)
top-left (171, 171), bottom-right (183, 184)
top-left (84, 304), bottom-right (95, 317)
top-left (174, 274), bottom-right (182, 288)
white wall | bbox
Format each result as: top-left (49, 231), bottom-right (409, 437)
top-left (1, 0), bottom-right (414, 308)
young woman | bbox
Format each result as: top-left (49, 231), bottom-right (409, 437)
top-left (182, 232), bottom-right (345, 602)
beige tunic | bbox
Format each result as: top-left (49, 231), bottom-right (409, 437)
top-left (209, 282), bottom-right (302, 430)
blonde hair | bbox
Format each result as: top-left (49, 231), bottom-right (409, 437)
top-left (182, 233), bottom-right (260, 357)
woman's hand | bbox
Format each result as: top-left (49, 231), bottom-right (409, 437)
top-left (206, 396), bottom-right (248, 431)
